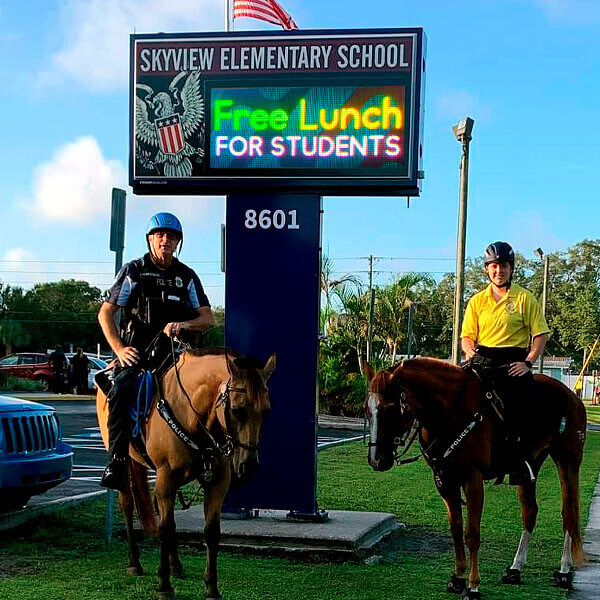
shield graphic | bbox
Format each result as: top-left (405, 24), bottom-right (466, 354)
top-left (155, 114), bottom-right (184, 155)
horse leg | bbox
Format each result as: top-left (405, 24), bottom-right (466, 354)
top-left (463, 472), bottom-right (484, 598)
top-left (118, 488), bottom-right (144, 575)
top-left (155, 468), bottom-right (178, 600)
top-left (501, 482), bottom-right (538, 585)
top-left (443, 491), bottom-right (467, 594)
top-left (203, 465), bottom-right (231, 600)
top-left (552, 458), bottom-right (583, 589)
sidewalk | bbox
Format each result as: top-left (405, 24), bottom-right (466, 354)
top-left (571, 469), bottom-right (600, 598)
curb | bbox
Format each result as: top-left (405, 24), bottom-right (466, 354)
top-left (0, 490), bottom-right (106, 532)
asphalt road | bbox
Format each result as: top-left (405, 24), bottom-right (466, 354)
top-left (20, 398), bottom-right (364, 509)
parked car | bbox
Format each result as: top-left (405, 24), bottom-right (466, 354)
top-left (0, 353), bottom-right (53, 390)
top-left (0, 395), bottom-right (73, 511)
top-left (65, 353), bottom-right (109, 392)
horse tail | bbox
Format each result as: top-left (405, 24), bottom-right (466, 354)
top-left (564, 465), bottom-right (585, 567)
top-left (128, 461), bottom-right (158, 537)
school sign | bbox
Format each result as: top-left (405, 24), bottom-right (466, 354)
top-left (130, 28), bottom-right (426, 196)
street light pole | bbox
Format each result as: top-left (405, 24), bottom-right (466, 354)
top-left (534, 247), bottom-right (549, 374)
top-left (451, 117), bottom-right (475, 365)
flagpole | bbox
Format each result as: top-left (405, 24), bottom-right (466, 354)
top-left (225, 0), bottom-right (231, 32)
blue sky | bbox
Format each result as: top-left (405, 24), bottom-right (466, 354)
top-left (1, 0), bottom-right (599, 306)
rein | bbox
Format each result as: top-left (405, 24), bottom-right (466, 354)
top-left (161, 338), bottom-right (260, 458)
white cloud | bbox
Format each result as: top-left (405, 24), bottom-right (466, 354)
top-left (2, 248), bottom-right (36, 263)
top-left (42, 0), bottom-right (222, 92)
top-left (28, 136), bottom-right (127, 225)
top-left (529, 0), bottom-right (600, 22)
top-left (434, 89), bottom-right (493, 124)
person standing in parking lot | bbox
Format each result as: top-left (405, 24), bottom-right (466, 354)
top-left (70, 348), bottom-right (90, 395)
top-left (49, 346), bottom-right (68, 394)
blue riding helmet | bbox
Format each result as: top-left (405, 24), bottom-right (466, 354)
top-left (146, 212), bottom-right (183, 239)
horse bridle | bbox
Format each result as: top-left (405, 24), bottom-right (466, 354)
top-left (367, 390), bottom-right (421, 465)
top-left (168, 338), bottom-right (262, 457)
top-left (217, 378), bottom-right (262, 454)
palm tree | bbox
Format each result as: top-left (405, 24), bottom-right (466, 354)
top-left (320, 255), bottom-right (361, 335)
top-left (375, 272), bottom-right (434, 363)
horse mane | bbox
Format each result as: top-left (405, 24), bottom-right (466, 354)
top-left (403, 356), bottom-right (463, 374)
top-left (185, 346), bottom-right (243, 359)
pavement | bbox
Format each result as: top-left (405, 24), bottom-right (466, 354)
top-left (570, 469), bottom-right (600, 598)
top-left (163, 508), bottom-right (398, 558)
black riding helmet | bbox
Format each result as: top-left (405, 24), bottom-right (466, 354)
top-left (484, 241), bottom-right (514, 268)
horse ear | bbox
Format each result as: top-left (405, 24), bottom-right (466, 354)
top-left (261, 353), bottom-right (277, 382)
top-left (362, 359), bottom-right (375, 383)
top-left (227, 353), bottom-right (240, 377)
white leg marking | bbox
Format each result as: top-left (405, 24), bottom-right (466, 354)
top-left (510, 530), bottom-right (532, 570)
top-left (368, 395), bottom-right (379, 464)
top-left (560, 532), bottom-right (572, 573)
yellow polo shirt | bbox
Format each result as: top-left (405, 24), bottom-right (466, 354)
top-left (461, 283), bottom-right (550, 348)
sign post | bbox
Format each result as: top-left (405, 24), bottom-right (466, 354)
top-left (106, 188), bottom-right (126, 545)
top-left (129, 28), bottom-right (426, 516)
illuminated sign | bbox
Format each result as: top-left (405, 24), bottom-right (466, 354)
top-left (210, 86), bottom-right (407, 172)
top-left (130, 29), bottom-right (426, 196)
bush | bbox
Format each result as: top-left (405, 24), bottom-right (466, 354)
top-left (0, 373), bottom-right (46, 392)
top-left (318, 352), bottom-right (366, 417)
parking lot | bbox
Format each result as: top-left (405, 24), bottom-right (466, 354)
top-left (8, 396), bottom-right (364, 511)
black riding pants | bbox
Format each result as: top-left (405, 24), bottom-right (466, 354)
top-left (475, 345), bottom-right (535, 440)
top-left (107, 366), bottom-right (142, 458)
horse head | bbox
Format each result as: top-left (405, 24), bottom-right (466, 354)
top-left (363, 360), bottom-right (414, 471)
top-left (223, 353), bottom-right (276, 484)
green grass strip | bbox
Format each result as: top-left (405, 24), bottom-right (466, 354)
top-left (0, 434), bottom-right (598, 600)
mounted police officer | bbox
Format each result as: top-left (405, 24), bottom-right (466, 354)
top-left (98, 212), bottom-right (215, 490)
top-left (461, 241), bottom-right (549, 486)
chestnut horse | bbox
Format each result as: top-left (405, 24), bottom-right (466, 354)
top-left (96, 348), bottom-right (276, 600)
top-left (364, 357), bottom-right (586, 599)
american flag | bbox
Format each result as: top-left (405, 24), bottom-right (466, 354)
top-left (233, 0), bottom-right (298, 30)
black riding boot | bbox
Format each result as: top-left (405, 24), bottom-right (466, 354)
top-left (101, 367), bottom-right (140, 491)
top-left (508, 438), bottom-right (535, 486)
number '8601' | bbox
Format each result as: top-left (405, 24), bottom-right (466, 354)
top-left (244, 209), bottom-right (300, 230)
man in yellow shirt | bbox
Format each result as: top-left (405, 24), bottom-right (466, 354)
top-left (461, 241), bottom-right (550, 485)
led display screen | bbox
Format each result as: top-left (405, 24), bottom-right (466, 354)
top-left (209, 85), bottom-right (408, 173)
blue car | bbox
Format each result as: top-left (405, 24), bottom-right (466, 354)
top-left (0, 395), bottom-right (73, 511)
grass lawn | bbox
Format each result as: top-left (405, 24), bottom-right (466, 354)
top-left (0, 433), bottom-right (599, 600)
top-left (584, 401), bottom-right (600, 425)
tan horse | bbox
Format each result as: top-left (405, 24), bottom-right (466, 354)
top-left (364, 357), bottom-right (586, 600)
top-left (97, 348), bottom-right (276, 600)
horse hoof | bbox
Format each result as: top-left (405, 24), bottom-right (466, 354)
top-left (500, 567), bottom-right (521, 585)
top-left (170, 565), bottom-right (185, 579)
top-left (447, 574), bottom-right (466, 594)
top-left (155, 592), bottom-right (176, 600)
top-left (460, 589), bottom-right (481, 600)
top-left (127, 566), bottom-right (144, 576)
top-left (552, 570), bottom-right (573, 589)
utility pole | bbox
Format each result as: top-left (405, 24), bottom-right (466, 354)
top-left (534, 247), bottom-right (550, 374)
top-left (106, 188), bottom-right (126, 546)
top-left (407, 302), bottom-right (415, 358)
top-left (367, 255), bottom-right (375, 363)
top-left (451, 117), bottom-right (474, 365)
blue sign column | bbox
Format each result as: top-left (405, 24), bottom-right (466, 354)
top-left (224, 193), bottom-right (322, 515)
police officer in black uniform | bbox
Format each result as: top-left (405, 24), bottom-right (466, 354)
top-left (98, 212), bottom-right (215, 490)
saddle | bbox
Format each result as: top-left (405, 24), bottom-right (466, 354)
top-left (462, 356), bottom-right (507, 423)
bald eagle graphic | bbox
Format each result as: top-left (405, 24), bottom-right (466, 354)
top-left (135, 71), bottom-right (205, 178)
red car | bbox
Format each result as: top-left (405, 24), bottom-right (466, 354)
top-left (0, 353), bottom-right (54, 390)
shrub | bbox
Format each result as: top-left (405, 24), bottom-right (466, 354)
top-left (0, 373), bottom-right (46, 392)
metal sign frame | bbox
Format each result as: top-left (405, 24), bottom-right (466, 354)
top-left (130, 28), bottom-right (426, 197)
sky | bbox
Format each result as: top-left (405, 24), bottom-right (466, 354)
top-left (1, 0), bottom-right (599, 307)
